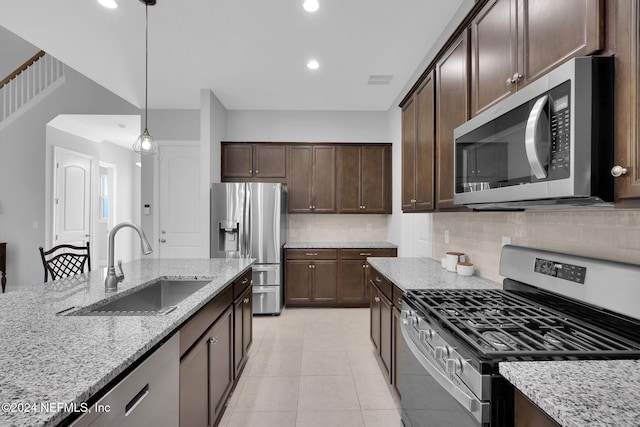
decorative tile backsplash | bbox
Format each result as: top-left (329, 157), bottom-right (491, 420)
top-left (288, 214), bottom-right (388, 242)
top-left (432, 210), bottom-right (640, 283)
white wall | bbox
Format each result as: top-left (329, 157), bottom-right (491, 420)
top-left (0, 66), bottom-right (139, 289)
top-left (0, 25), bottom-right (39, 79)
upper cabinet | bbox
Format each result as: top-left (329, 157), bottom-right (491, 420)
top-left (470, 0), bottom-right (604, 116)
top-left (221, 143), bottom-right (287, 182)
top-left (436, 31), bottom-right (470, 210)
top-left (288, 145), bottom-right (336, 213)
top-left (612, 0), bottom-right (640, 205)
top-left (402, 72), bottom-right (435, 212)
top-left (337, 145), bottom-right (392, 214)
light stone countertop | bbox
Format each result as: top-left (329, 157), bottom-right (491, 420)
top-left (367, 257), bottom-right (502, 291)
top-left (283, 241), bottom-right (398, 249)
top-left (0, 258), bottom-right (254, 427)
top-left (500, 360), bottom-right (640, 426)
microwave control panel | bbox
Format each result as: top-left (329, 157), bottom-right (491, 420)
top-left (548, 81), bottom-right (571, 180)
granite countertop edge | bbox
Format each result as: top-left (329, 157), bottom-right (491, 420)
top-left (283, 241), bottom-right (398, 249)
top-left (0, 258), bottom-right (254, 427)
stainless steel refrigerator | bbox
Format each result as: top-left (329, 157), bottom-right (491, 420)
top-left (210, 183), bottom-right (287, 314)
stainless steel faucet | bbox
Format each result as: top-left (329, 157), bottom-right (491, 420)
top-left (105, 222), bottom-right (153, 292)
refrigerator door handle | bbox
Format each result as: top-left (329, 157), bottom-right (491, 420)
top-left (244, 184), bottom-right (251, 258)
top-left (272, 186), bottom-right (280, 263)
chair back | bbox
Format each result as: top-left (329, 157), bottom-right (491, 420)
top-left (39, 242), bottom-right (91, 282)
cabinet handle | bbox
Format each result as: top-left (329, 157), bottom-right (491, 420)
top-left (375, 276), bottom-right (382, 283)
top-left (305, 252), bottom-right (318, 256)
top-left (124, 384), bottom-right (150, 417)
top-left (410, 199), bottom-right (417, 203)
top-left (611, 165), bottom-right (628, 177)
top-left (242, 278), bottom-right (249, 284)
top-left (374, 296), bottom-right (380, 302)
top-left (359, 253), bottom-right (372, 256)
top-left (243, 298), bottom-right (249, 304)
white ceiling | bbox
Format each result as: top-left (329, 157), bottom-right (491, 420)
top-left (48, 115), bottom-right (140, 147)
top-left (0, 0), bottom-right (470, 111)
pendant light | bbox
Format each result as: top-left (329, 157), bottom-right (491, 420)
top-left (132, 0), bottom-right (158, 155)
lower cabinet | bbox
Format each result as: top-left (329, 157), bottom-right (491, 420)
top-left (515, 389), bottom-right (561, 427)
top-left (369, 266), bottom-right (402, 394)
top-left (234, 284), bottom-right (253, 378)
top-left (178, 268), bottom-right (252, 427)
top-left (180, 306), bottom-right (233, 427)
top-left (285, 247), bottom-right (397, 307)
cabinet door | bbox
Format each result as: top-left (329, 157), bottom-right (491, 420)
top-left (312, 260), bottom-right (338, 303)
top-left (369, 283), bottom-right (381, 352)
top-left (222, 144), bottom-right (253, 179)
top-left (285, 260), bottom-right (312, 304)
top-left (379, 291), bottom-right (392, 378)
top-left (361, 145), bottom-right (388, 213)
top-left (254, 145), bottom-right (286, 178)
top-left (613, 0), bottom-right (640, 204)
top-left (401, 96), bottom-right (417, 212)
top-left (415, 72), bottom-right (435, 211)
top-left (209, 307), bottom-right (233, 425)
top-left (392, 306), bottom-right (401, 396)
top-left (288, 146), bottom-right (314, 213)
top-left (340, 259), bottom-right (367, 304)
top-left (234, 285), bottom-right (253, 378)
top-left (180, 333), bottom-right (209, 426)
top-left (313, 146), bottom-right (337, 213)
top-left (520, 0), bottom-right (603, 86)
top-left (470, 0), bottom-right (518, 116)
top-left (337, 146), bottom-right (362, 213)
top-left (436, 31), bottom-right (470, 209)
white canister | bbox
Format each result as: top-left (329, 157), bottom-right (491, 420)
top-left (457, 262), bottom-right (475, 277)
top-left (446, 252), bottom-right (465, 272)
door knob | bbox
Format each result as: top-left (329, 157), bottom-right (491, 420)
top-left (161, 230), bottom-right (166, 234)
top-left (159, 238), bottom-right (167, 243)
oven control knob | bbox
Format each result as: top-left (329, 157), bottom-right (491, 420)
top-left (435, 346), bottom-right (455, 358)
top-left (446, 358), bottom-right (464, 375)
top-left (401, 310), bottom-right (412, 320)
top-left (419, 329), bottom-right (436, 342)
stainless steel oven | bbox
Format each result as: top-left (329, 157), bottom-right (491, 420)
top-left (400, 245), bottom-right (640, 427)
top-left (453, 56), bottom-right (614, 209)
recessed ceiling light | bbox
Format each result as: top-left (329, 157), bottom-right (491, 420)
top-left (303, 0), bottom-right (319, 12)
top-left (307, 60), bottom-right (320, 70)
top-left (98, 0), bottom-right (118, 9)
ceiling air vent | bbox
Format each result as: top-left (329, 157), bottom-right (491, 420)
top-left (367, 75), bottom-right (394, 86)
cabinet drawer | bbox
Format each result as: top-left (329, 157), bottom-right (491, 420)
top-left (233, 268), bottom-right (252, 299)
top-left (340, 248), bottom-right (393, 260)
top-left (286, 249), bottom-right (337, 260)
top-left (180, 285), bottom-right (233, 357)
top-left (369, 267), bottom-right (392, 301)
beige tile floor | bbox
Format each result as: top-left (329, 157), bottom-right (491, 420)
top-left (218, 307), bottom-right (401, 427)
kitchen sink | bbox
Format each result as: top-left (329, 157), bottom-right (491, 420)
top-left (67, 278), bottom-right (212, 316)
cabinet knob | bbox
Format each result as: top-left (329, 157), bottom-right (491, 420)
top-left (506, 77), bottom-right (514, 86)
top-left (208, 337), bottom-right (218, 345)
top-left (249, 170), bottom-right (252, 174)
top-left (374, 296), bottom-right (380, 302)
top-left (242, 278), bottom-right (249, 284)
top-left (512, 72), bottom-right (523, 82)
top-left (243, 298), bottom-right (249, 304)
top-left (255, 170), bottom-right (259, 174)
top-left (611, 165), bottom-right (628, 177)
top-left (362, 264), bottom-right (366, 268)
top-left (305, 252), bottom-right (318, 256)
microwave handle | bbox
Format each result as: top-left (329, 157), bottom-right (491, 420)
top-left (525, 94), bottom-right (549, 179)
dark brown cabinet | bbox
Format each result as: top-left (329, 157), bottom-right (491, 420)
top-left (470, 0), bottom-right (604, 116)
top-left (233, 284), bottom-right (252, 378)
top-left (402, 72), bottom-right (435, 212)
top-left (613, 0), bottom-right (640, 205)
top-left (337, 145), bottom-right (391, 214)
top-left (515, 389), bottom-right (561, 427)
top-left (288, 145), bottom-right (336, 213)
top-left (339, 248), bottom-right (397, 306)
top-left (369, 270), bottom-right (393, 378)
top-left (180, 302), bottom-right (234, 427)
top-left (285, 249), bottom-right (338, 305)
top-left (221, 143), bottom-right (286, 181)
top-left (436, 31), bottom-right (470, 210)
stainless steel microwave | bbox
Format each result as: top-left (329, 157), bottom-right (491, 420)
top-left (453, 56), bottom-right (614, 209)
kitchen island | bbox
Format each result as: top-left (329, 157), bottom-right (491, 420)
top-left (0, 258), bottom-right (253, 427)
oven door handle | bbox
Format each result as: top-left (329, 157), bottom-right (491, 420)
top-left (525, 94), bottom-right (549, 179)
top-left (402, 325), bottom-right (489, 425)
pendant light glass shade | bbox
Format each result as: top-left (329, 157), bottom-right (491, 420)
top-left (133, 0), bottom-right (158, 155)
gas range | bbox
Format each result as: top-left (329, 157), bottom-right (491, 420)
top-left (400, 245), bottom-right (640, 427)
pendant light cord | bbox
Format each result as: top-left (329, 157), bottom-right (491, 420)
top-left (144, 1), bottom-right (149, 131)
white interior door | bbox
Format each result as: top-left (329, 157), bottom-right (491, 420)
top-left (159, 144), bottom-right (201, 258)
top-left (54, 147), bottom-right (92, 247)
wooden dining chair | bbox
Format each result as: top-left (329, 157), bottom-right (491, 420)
top-left (39, 242), bottom-right (91, 282)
